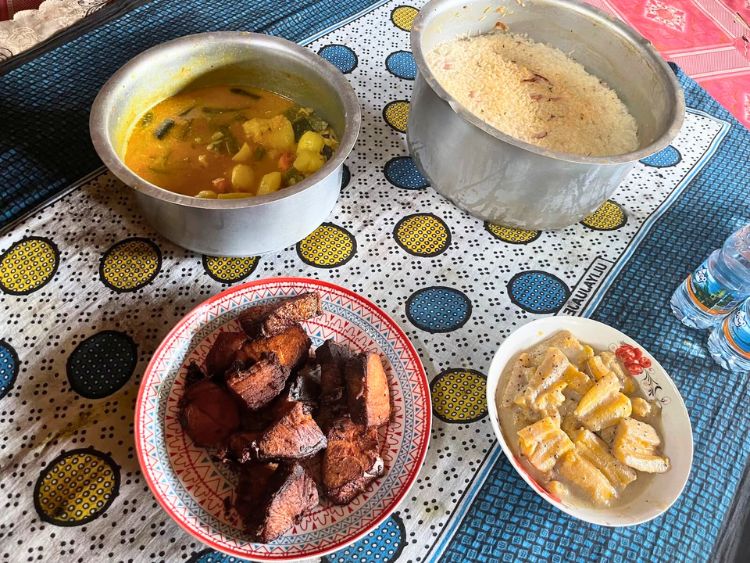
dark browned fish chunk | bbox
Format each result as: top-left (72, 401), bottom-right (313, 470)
top-left (238, 463), bottom-right (319, 543)
top-left (345, 352), bottom-right (391, 429)
top-left (205, 331), bottom-right (247, 378)
top-left (227, 431), bottom-right (264, 464)
top-left (239, 293), bottom-right (322, 338)
top-left (242, 324), bottom-right (311, 370)
top-left (234, 461), bottom-right (279, 519)
top-left (299, 451), bottom-right (324, 490)
top-left (226, 353), bottom-right (290, 410)
top-left (289, 362), bottom-right (321, 405)
top-left (317, 340), bottom-right (353, 395)
top-left (316, 340), bottom-right (354, 431)
top-left (179, 379), bottom-right (240, 448)
top-left (256, 402), bottom-right (326, 461)
top-left (237, 303), bottom-right (277, 338)
top-left (322, 416), bottom-right (384, 504)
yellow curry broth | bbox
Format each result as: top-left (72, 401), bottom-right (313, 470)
top-left (123, 85), bottom-right (334, 198)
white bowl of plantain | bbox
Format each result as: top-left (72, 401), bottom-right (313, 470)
top-left (486, 316), bottom-right (693, 527)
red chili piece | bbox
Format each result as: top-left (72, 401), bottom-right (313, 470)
top-left (615, 344), bottom-right (651, 375)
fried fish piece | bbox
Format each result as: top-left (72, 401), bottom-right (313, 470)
top-left (323, 416), bottom-right (384, 504)
top-left (234, 461), bottom-right (279, 509)
top-left (205, 331), bottom-right (247, 378)
top-left (236, 462), bottom-right (319, 543)
top-left (345, 352), bottom-right (391, 429)
top-left (286, 363), bottom-right (321, 410)
top-left (238, 303), bottom-right (278, 337)
top-left (242, 324), bottom-right (311, 371)
top-left (239, 293), bottom-right (322, 338)
top-left (316, 340), bottom-right (354, 431)
top-left (179, 379), bottom-right (240, 448)
top-left (299, 451), bottom-right (324, 489)
top-left (256, 402), bottom-right (327, 461)
top-left (226, 353), bottom-right (290, 410)
top-left (317, 340), bottom-right (353, 396)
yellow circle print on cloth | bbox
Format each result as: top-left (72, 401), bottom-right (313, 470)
top-left (431, 368), bottom-right (487, 423)
top-left (484, 223), bottom-right (541, 244)
top-left (581, 200), bottom-right (627, 231)
top-left (383, 100), bottom-right (410, 133)
top-left (0, 236), bottom-right (59, 295)
top-left (99, 237), bottom-right (162, 292)
top-left (297, 223), bottom-right (357, 268)
top-left (203, 255), bottom-right (260, 283)
top-left (34, 448), bottom-right (120, 526)
top-left (394, 213), bottom-right (451, 257)
top-left (391, 5), bottom-right (418, 31)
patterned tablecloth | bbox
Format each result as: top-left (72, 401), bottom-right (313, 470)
top-left (0, 1), bottom-right (749, 562)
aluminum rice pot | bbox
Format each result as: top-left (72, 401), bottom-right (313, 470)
top-left (408, 0), bottom-right (684, 229)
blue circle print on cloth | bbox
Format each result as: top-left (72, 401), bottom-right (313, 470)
top-left (640, 145), bottom-right (682, 167)
top-left (318, 44), bottom-right (358, 73)
top-left (508, 271), bottom-right (570, 314)
top-left (406, 286), bottom-right (472, 333)
top-left (187, 549), bottom-right (251, 563)
top-left (384, 156), bottom-right (429, 190)
top-left (385, 50), bottom-right (417, 80)
top-left (322, 513), bottom-right (406, 563)
top-left (67, 331), bottom-right (137, 399)
top-left (0, 339), bottom-right (19, 400)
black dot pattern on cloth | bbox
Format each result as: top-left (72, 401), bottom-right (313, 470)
top-left (0, 0), bottom-right (732, 560)
top-left (66, 331), bottom-right (138, 399)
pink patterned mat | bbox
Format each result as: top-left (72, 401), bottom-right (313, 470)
top-left (587, 0), bottom-right (750, 128)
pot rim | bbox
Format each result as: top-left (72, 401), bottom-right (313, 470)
top-left (89, 31), bottom-right (361, 209)
top-left (411, 0), bottom-right (685, 165)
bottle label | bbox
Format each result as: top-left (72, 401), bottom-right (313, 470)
top-left (723, 309), bottom-right (750, 359)
top-left (685, 260), bottom-right (741, 315)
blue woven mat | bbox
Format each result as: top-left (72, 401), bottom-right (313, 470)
top-left (442, 67), bottom-right (750, 563)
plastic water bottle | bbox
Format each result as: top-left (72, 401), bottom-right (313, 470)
top-left (707, 298), bottom-right (750, 371)
top-left (670, 225), bottom-right (750, 329)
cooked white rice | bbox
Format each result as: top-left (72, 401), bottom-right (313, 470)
top-left (426, 32), bottom-right (639, 157)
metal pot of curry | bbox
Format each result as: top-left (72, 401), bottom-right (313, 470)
top-left (90, 32), bottom-right (361, 256)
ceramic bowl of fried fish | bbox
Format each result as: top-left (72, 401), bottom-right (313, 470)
top-left (135, 277), bottom-right (431, 559)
